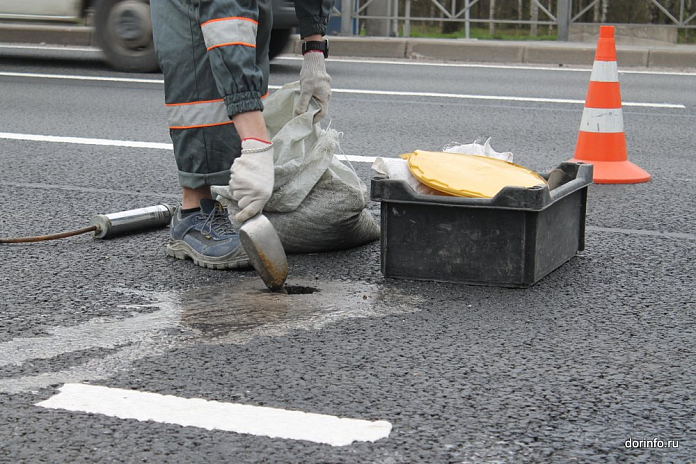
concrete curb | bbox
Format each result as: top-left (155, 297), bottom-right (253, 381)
top-left (1, 22), bottom-right (695, 70)
top-left (291, 36), bottom-right (696, 70)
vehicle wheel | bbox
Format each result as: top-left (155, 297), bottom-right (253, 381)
top-left (269, 28), bottom-right (292, 60)
top-left (93, 0), bottom-right (159, 72)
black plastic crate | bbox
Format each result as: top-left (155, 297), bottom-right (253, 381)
top-left (370, 162), bottom-right (592, 288)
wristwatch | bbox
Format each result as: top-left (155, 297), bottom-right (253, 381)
top-left (302, 40), bottom-right (329, 59)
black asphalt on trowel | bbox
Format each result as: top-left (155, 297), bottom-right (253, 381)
top-left (238, 214), bottom-right (288, 292)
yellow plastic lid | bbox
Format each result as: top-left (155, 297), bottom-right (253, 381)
top-left (403, 150), bottom-right (548, 198)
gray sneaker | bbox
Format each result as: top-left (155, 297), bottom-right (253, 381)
top-left (166, 198), bottom-right (250, 270)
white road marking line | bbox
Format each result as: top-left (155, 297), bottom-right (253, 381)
top-left (0, 71), bottom-right (163, 84)
top-left (0, 71), bottom-right (685, 108)
top-left (275, 56), bottom-right (696, 77)
top-left (0, 44), bottom-right (99, 52)
top-left (280, 55), bottom-right (593, 71)
top-left (328, 87), bottom-right (684, 108)
top-left (0, 132), bottom-right (376, 162)
top-left (0, 132), bottom-right (172, 149)
top-left (339, 154), bottom-right (376, 163)
top-left (37, 384), bottom-right (392, 447)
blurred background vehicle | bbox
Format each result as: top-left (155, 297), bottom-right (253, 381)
top-left (0, 0), bottom-right (298, 72)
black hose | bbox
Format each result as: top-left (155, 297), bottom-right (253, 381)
top-left (0, 225), bottom-right (98, 244)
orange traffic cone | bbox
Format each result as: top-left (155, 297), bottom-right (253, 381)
top-left (569, 25), bottom-right (650, 183)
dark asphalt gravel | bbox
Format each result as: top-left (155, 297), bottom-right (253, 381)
top-left (0, 51), bottom-right (694, 463)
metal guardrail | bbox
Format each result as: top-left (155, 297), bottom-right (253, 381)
top-left (338, 0), bottom-right (696, 41)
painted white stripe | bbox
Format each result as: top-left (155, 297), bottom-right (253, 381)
top-left (0, 71), bottom-right (163, 84)
top-left (322, 87), bottom-right (684, 108)
top-left (270, 83), bottom-right (604, 105)
top-left (0, 72), bottom-right (684, 108)
top-left (617, 68), bottom-right (696, 77)
top-left (275, 56), bottom-right (696, 77)
top-left (278, 56), bottom-right (594, 72)
top-left (37, 384), bottom-right (392, 447)
top-left (0, 44), bottom-right (99, 52)
top-left (330, 86), bottom-right (591, 104)
top-left (579, 107), bottom-right (624, 133)
top-left (338, 154), bottom-right (377, 163)
top-left (590, 60), bottom-right (619, 82)
top-left (0, 132), bottom-right (378, 162)
top-left (0, 132), bottom-right (172, 149)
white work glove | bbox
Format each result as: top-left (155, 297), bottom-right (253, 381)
top-left (230, 139), bottom-right (275, 223)
top-left (295, 51), bottom-right (331, 123)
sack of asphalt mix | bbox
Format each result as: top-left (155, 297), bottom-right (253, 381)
top-left (212, 81), bottom-right (380, 253)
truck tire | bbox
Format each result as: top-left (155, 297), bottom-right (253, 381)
top-left (269, 28), bottom-right (292, 60)
top-left (93, 0), bottom-right (159, 72)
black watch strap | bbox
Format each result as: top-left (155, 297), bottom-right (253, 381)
top-left (302, 40), bottom-right (329, 58)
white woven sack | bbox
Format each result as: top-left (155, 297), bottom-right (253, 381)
top-left (213, 82), bottom-right (379, 253)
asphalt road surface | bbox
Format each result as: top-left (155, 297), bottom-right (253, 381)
top-left (0, 45), bottom-right (694, 463)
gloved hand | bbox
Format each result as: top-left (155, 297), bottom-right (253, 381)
top-left (295, 51), bottom-right (331, 123)
top-left (230, 139), bottom-right (275, 223)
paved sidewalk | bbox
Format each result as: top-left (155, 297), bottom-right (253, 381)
top-left (1, 22), bottom-right (696, 70)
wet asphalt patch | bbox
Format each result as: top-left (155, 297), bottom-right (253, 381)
top-left (0, 278), bottom-right (423, 394)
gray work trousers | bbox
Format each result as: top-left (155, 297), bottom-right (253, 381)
top-left (151, 0), bottom-right (272, 189)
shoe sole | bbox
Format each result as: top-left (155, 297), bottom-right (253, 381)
top-left (166, 240), bottom-right (251, 270)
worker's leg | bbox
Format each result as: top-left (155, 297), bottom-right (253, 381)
top-left (151, 0), bottom-right (248, 198)
top-left (157, 0), bottom-right (272, 208)
top-left (151, 0), bottom-right (250, 269)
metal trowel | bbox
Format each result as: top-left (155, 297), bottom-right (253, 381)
top-left (238, 214), bottom-right (288, 292)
